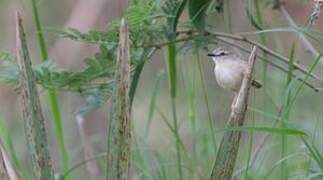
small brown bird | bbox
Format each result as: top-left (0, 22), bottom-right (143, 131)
top-left (208, 48), bottom-right (261, 106)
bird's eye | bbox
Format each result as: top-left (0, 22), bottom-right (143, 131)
top-left (219, 52), bottom-right (226, 56)
top-left (215, 51), bottom-right (226, 56)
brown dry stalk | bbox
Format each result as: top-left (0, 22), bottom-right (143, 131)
top-left (16, 12), bottom-right (54, 180)
top-left (210, 47), bottom-right (257, 180)
top-left (106, 18), bottom-right (131, 180)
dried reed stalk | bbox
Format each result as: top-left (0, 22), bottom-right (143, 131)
top-left (210, 47), bottom-right (257, 180)
top-left (106, 18), bottom-right (131, 180)
top-left (16, 12), bottom-right (54, 180)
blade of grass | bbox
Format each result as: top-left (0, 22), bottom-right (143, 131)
top-left (30, 0), bottom-right (70, 176)
top-left (144, 71), bottom-right (165, 138)
top-left (195, 50), bottom-right (217, 152)
top-left (180, 51), bottom-right (198, 164)
top-left (301, 137), bottom-right (323, 171)
top-left (166, 41), bottom-right (182, 179)
top-left (287, 52), bottom-right (323, 112)
top-left (130, 47), bottom-right (157, 107)
top-left (244, 3), bottom-right (267, 176)
top-left (280, 42), bottom-right (296, 179)
top-left (0, 117), bottom-right (28, 179)
top-left (222, 126), bottom-right (307, 136)
top-left (152, 150), bottom-right (168, 180)
top-left (265, 152), bottom-right (306, 177)
top-left (60, 152), bottom-right (106, 178)
top-left (155, 106), bottom-right (187, 154)
top-left (165, 4), bottom-right (188, 178)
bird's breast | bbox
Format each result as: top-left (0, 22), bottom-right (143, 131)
top-left (214, 63), bottom-right (244, 91)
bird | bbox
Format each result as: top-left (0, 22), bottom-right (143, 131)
top-left (208, 47), bottom-right (261, 107)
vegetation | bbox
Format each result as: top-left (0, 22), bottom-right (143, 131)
top-left (0, 0), bottom-right (322, 179)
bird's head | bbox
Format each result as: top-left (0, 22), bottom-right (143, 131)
top-left (207, 48), bottom-right (232, 63)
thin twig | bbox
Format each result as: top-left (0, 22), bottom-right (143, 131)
top-left (139, 30), bottom-right (323, 86)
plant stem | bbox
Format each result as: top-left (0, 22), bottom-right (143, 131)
top-left (171, 97), bottom-right (182, 180)
top-left (166, 42), bottom-right (182, 180)
top-left (106, 19), bottom-right (131, 180)
top-left (195, 50), bottom-right (217, 152)
top-left (16, 13), bottom-right (54, 179)
top-left (30, 0), bottom-right (69, 176)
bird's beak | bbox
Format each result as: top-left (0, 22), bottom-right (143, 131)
top-left (207, 53), bottom-right (215, 57)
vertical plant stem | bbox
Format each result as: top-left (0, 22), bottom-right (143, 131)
top-left (225, 0), bottom-right (232, 32)
top-left (254, 0), bottom-right (268, 97)
top-left (16, 12), bottom-right (54, 180)
top-left (280, 43), bottom-right (295, 179)
top-left (167, 42), bottom-right (182, 180)
top-left (30, 0), bottom-right (69, 176)
top-left (244, 90), bottom-right (255, 179)
top-left (210, 47), bottom-right (257, 180)
top-left (106, 18), bottom-right (131, 180)
top-left (181, 54), bottom-right (197, 162)
top-left (144, 71), bottom-right (164, 138)
top-left (195, 51), bottom-right (217, 152)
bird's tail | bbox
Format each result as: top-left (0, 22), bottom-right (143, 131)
top-left (251, 80), bottom-right (262, 88)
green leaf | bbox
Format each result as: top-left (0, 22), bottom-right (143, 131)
top-left (172, 0), bottom-right (188, 32)
top-left (224, 126), bottom-right (307, 136)
top-left (245, 0), bottom-right (263, 30)
top-left (188, 0), bottom-right (211, 31)
top-left (301, 137), bottom-right (323, 171)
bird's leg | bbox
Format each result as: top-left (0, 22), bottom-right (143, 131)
top-left (231, 92), bottom-right (238, 109)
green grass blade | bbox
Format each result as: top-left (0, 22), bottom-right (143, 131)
top-left (144, 71), bottom-right (165, 138)
top-left (245, 0), bottom-right (263, 30)
top-left (301, 137), bottom-right (323, 171)
top-left (287, 52), bottom-right (323, 112)
top-left (287, 43), bottom-right (296, 85)
top-left (265, 152), bottom-right (306, 177)
top-left (172, 0), bottom-right (187, 32)
top-left (222, 127), bottom-right (307, 136)
top-left (188, 0), bottom-right (211, 31)
top-left (0, 117), bottom-right (29, 179)
top-left (280, 42), bottom-right (296, 179)
top-left (195, 50), bottom-right (217, 152)
top-left (166, 40), bottom-right (182, 179)
top-left (130, 48), bottom-right (157, 107)
top-left (30, 0), bottom-right (70, 176)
